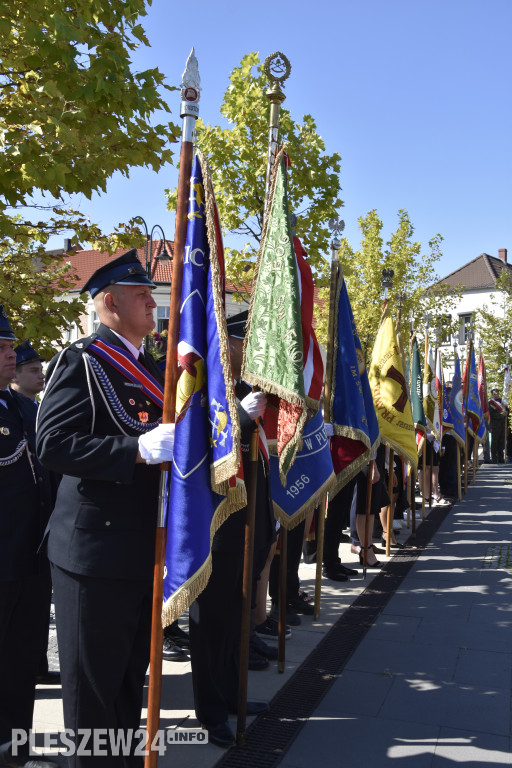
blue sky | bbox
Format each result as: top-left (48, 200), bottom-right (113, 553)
top-left (49, 0), bottom-right (512, 278)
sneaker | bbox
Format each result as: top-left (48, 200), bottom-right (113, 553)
top-left (255, 617), bottom-right (292, 641)
top-left (269, 602), bottom-right (301, 626)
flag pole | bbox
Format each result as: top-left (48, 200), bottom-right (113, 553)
top-left (454, 342), bottom-right (462, 500)
top-left (423, 317), bottom-right (430, 517)
top-left (382, 271), bottom-right (394, 557)
top-left (408, 315), bottom-right (417, 536)
top-left (464, 332), bottom-right (473, 493)
top-left (315, 229), bottom-right (340, 617)
top-left (256, 52), bottom-right (292, 677)
top-left (144, 50), bottom-right (200, 768)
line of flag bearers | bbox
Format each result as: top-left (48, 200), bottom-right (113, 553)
top-left (0, 152), bottom-right (508, 766)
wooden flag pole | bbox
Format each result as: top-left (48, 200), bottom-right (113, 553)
top-left (463, 336), bottom-right (473, 493)
top-left (144, 50), bottom-right (199, 768)
top-left (362, 463), bottom-right (374, 579)
top-left (385, 447), bottom-right (395, 557)
top-left (236, 427), bottom-right (259, 742)
top-left (314, 494), bottom-right (328, 619)
top-left (313, 239), bottom-right (339, 617)
top-left (258, 53), bottom-right (292, 677)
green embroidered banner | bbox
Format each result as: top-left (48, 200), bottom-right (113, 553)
top-left (242, 150), bottom-right (307, 484)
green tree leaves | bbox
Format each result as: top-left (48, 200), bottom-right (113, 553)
top-left (166, 52), bottom-right (342, 300)
top-left (0, 0), bottom-right (180, 349)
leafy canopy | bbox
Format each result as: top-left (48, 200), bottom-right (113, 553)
top-left (167, 52), bottom-right (342, 297)
top-left (0, 0), bottom-right (179, 249)
top-left (0, 0), bottom-right (180, 349)
top-left (332, 209), bottom-right (458, 356)
top-left (475, 270), bottom-right (512, 391)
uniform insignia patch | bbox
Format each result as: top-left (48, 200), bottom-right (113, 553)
top-left (138, 411), bottom-right (149, 423)
top-left (1, 427), bottom-right (10, 435)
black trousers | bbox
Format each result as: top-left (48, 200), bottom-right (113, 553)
top-left (51, 564), bottom-right (153, 768)
top-left (0, 564), bottom-right (51, 763)
top-left (323, 478), bottom-right (356, 568)
top-left (268, 520), bottom-right (305, 604)
top-left (189, 548), bottom-right (244, 727)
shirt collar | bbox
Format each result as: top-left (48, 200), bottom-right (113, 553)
top-left (110, 331), bottom-right (144, 361)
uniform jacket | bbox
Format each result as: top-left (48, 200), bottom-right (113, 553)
top-left (36, 324), bottom-right (164, 581)
top-left (0, 389), bottom-right (55, 580)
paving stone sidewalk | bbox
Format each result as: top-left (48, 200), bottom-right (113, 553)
top-left (33, 462), bottom-right (511, 767)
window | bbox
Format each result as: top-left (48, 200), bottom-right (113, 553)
top-left (91, 311), bottom-right (100, 334)
top-left (157, 306), bottom-right (169, 333)
top-left (439, 314), bottom-right (452, 345)
top-left (458, 313), bottom-right (472, 345)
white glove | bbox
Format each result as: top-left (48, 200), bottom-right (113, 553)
top-left (138, 423), bottom-right (175, 464)
top-left (240, 391), bottom-right (267, 419)
top-left (433, 440), bottom-right (440, 453)
top-left (324, 422), bottom-right (334, 437)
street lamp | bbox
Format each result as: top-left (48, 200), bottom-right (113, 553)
top-left (132, 216), bottom-right (170, 280)
top-left (133, 216), bottom-right (171, 350)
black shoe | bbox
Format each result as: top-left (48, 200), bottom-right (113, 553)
top-left (35, 670), bottom-right (61, 685)
top-left (269, 602), bottom-right (301, 626)
top-left (288, 592), bottom-right (314, 615)
top-left (229, 700), bottom-right (269, 716)
top-left (203, 721), bottom-right (235, 749)
top-left (336, 564), bottom-right (359, 576)
top-left (162, 636), bottom-right (187, 661)
top-left (381, 537), bottom-right (405, 549)
top-left (1, 760), bottom-right (61, 768)
top-left (248, 650), bottom-right (270, 670)
top-left (250, 633), bottom-right (279, 660)
top-left (322, 566), bottom-right (348, 582)
top-left (254, 617), bottom-right (292, 641)
top-left (24, 762), bottom-right (61, 768)
top-left (164, 622), bottom-right (190, 648)
top-left (359, 546), bottom-right (383, 568)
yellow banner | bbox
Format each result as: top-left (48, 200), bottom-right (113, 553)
top-left (369, 306), bottom-right (418, 469)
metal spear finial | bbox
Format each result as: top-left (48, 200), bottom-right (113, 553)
top-left (180, 48), bottom-right (201, 123)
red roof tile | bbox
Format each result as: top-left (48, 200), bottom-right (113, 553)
top-left (63, 240), bottom-right (174, 291)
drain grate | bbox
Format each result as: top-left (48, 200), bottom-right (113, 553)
top-left (214, 502), bottom-right (453, 768)
top-left (482, 542), bottom-right (512, 570)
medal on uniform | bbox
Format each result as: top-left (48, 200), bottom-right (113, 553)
top-left (129, 399), bottom-right (135, 406)
top-left (138, 411), bottom-right (149, 423)
top-left (0, 426), bottom-right (9, 435)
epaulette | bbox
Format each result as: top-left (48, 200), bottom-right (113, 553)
top-left (68, 333), bottom-right (98, 353)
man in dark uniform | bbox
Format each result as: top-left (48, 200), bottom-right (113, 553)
top-left (11, 341), bottom-right (46, 403)
top-left (0, 308), bottom-right (59, 768)
top-left (489, 388), bottom-right (507, 463)
top-left (188, 311), bottom-right (272, 748)
top-left (11, 340), bottom-right (61, 686)
top-left (36, 251), bottom-right (174, 767)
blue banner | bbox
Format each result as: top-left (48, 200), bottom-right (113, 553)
top-left (449, 357), bottom-right (466, 446)
top-left (270, 410), bottom-right (334, 527)
top-left (467, 347), bottom-right (483, 437)
top-left (329, 275), bottom-right (380, 493)
top-left (162, 154), bottom-right (244, 625)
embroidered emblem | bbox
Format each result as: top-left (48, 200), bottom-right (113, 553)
top-left (1, 426), bottom-right (9, 435)
top-left (138, 411), bottom-right (149, 423)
